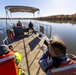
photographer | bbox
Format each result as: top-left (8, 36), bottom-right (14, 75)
top-left (38, 38), bottom-right (76, 75)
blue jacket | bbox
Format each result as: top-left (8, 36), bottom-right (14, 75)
top-left (38, 50), bottom-right (70, 75)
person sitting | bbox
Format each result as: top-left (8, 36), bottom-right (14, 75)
top-left (0, 44), bottom-right (24, 75)
top-left (0, 44), bottom-right (18, 75)
top-left (9, 45), bottom-right (25, 75)
top-left (28, 21), bottom-right (35, 34)
top-left (17, 21), bottom-right (22, 27)
top-left (38, 38), bottom-right (76, 75)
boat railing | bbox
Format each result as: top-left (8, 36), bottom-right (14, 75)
top-left (33, 23), bottom-right (52, 38)
top-left (0, 27), bottom-right (8, 45)
top-left (20, 21), bottom-right (52, 38)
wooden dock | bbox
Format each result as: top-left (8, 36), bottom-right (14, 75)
top-left (11, 32), bottom-right (46, 75)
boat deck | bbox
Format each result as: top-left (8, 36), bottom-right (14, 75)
top-left (10, 32), bottom-right (46, 75)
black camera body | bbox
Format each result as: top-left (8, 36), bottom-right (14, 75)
top-left (44, 40), bottom-right (49, 46)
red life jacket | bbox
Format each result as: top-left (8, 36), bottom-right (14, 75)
top-left (47, 59), bottom-right (76, 75)
top-left (29, 22), bottom-right (33, 28)
top-left (17, 23), bottom-right (22, 27)
top-left (0, 51), bottom-right (18, 75)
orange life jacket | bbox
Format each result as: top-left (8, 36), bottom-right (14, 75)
top-left (0, 51), bottom-right (18, 75)
top-left (9, 31), bottom-right (14, 40)
top-left (47, 59), bottom-right (76, 75)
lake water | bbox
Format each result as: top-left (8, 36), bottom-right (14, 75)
top-left (48, 22), bottom-right (76, 55)
top-left (0, 20), bottom-right (76, 55)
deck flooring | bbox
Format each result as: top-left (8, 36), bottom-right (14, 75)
top-left (11, 32), bottom-right (46, 75)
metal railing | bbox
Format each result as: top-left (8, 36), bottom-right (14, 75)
top-left (0, 27), bottom-right (8, 45)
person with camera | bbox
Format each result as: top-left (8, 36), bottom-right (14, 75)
top-left (38, 38), bottom-right (76, 75)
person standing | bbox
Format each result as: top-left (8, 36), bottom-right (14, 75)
top-left (39, 38), bottom-right (76, 75)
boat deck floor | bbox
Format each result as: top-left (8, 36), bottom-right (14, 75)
top-left (10, 32), bottom-right (46, 75)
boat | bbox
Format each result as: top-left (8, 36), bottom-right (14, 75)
top-left (5, 5), bottom-right (40, 40)
top-left (0, 5), bottom-right (52, 75)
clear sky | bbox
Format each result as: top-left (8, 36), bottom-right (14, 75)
top-left (0, 0), bottom-right (76, 18)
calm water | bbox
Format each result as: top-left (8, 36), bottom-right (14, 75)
top-left (45, 22), bottom-right (76, 55)
top-left (0, 20), bottom-right (76, 55)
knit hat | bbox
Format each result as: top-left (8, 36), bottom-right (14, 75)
top-left (0, 44), bottom-right (9, 56)
top-left (49, 38), bottom-right (66, 56)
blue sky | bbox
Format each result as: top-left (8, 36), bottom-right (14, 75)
top-left (0, 0), bottom-right (76, 18)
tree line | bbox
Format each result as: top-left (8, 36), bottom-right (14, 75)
top-left (36, 13), bottom-right (76, 24)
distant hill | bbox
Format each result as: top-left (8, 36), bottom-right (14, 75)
top-left (37, 13), bottom-right (76, 21)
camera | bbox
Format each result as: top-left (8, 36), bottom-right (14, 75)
top-left (44, 40), bottom-right (49, 46)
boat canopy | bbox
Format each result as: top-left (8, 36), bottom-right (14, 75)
top-left (5, 6), bottom-right (40, 13)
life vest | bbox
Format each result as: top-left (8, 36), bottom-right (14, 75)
top-left (0, 51), bottom-right (18, 75)
top-left (29, 22), bottom-right (33, 28)
top-left (14, 52), bottom-right (22, 75)
top-left (47, 59), bottom-right (76, 75)
top-left (7, 29), bottom-right (14, 40)
top-left (9, 31), bottom-right (14, 40)
top-left (17, 23), bottom-right (22, 27)
top-left (14, 52), bottom-right (22, 65)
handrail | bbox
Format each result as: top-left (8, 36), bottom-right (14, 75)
top-left (0, 27), bottom-right (8, 45)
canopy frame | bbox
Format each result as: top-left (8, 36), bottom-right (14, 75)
top-left (5, 6), bottom-right (40, 13)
